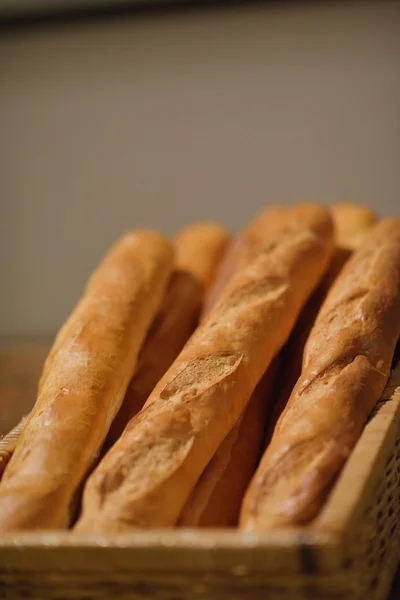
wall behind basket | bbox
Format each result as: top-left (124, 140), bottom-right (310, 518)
top-left (1, 0), bottom-right (399, 335)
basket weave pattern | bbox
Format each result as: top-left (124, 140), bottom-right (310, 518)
top-left (345, 427), bottom-right (400, 600)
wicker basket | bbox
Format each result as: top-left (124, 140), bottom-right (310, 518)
top-left (0, 358), bottom-right (399, 600)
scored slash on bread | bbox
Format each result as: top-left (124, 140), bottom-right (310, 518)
top-left (178, 202), bottom-right (377, 528)
top-left (75, 203), bottom-right (334, 532)
top-left (178, 207), bottom-right (286, 527)
top-left (202, 203), bottom-right (333, 316)
top-left (0, 202), bottom-right (392, 536)
top-left (178, 357), bottom-right (280, 527)
top-left (103, 222), bottom-right (230, 452)
top-left (240, 217), bottom-right (400, 530)
top-left (0, 230), bottom-right (174, 531)
top-left (0, 224), bottom-right (229, 479)
top-left (266, 202), bottom-right (379, 442)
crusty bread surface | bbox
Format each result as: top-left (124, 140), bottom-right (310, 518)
top-left (241, 218), bottom-right (400, 530)
top-left (104, 222), bottom-right (229, 451)
top-left (331, 201), bottom-right (377, 250)
top-left (179, 208), bottom-right (285, 527)
top-left (181, 203), bottom-right (375, 528)
top-left (178, 358), bottom-right (279, 527)
top-left (266, 202), bottom-right (378, 440)
top-left (0, 230), bottom-right (173, 531)
top-left (203, 203), bottom-right (332, 315)
top-left (174, 222), bottom-right (230, 292)
top-left (75, 203), bottom-right (334, 532)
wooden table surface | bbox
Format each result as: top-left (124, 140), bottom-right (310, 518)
top-left (0, 337), bottom-right (399, 599)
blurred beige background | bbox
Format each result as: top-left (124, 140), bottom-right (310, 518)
top-left (1, 0), bottom-right (399, 336)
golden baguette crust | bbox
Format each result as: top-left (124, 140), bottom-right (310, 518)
top-left (180, 204), bottom-right (352, 528)
top-left (4, 224), bottom-right (230, 464)
top-left (178, 208), bottom-right (289, 527)
top-left (174, 222), bottom-right (230, 291)
top-left (241, 218), bottom-right (400, 530)
top-left (203, 204), bottom-right (332, 315)
top-left (331, 201), bottom-right (377, 250)
top-left (267, 202), bottom-right (378, 439)
top-left (178, 358), bottom-right (279, 527)
top-left (75, 203), bottom-right (334, 532)
top-left (104, 222), bottom-right (230, 451)
top-left (0, 231), bottom-right (173, 531)
top-left (102, 271), bottom-right (201, 453)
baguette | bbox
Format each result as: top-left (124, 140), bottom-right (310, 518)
top-left (178, 359), bottom-right (279, 527)
top-left (0, 230), bottom-right (173, 531)
top-left (203, 203), bottom-right (334, 312)
top-left (0, 224), bottom-right (229, 466)
top-left (103, 222), bottom-right (229, 451)
top-left (173, 222), bottom-right (230, 292)
top-left (240, 218), bottom-right (400, 530)
top-left (179, 209), bottom-right (286, 527)
top-left (75, 203), bottom-right (334, 532)
top-left (331, 201), bottom-right (377, 250)
top-left (266, 202), bottom-right (378, 439)
top-left (180, 205), bottom-right (369, 529)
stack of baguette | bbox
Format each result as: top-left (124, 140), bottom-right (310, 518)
top-left (0, 202), bottom-right (399, 533)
